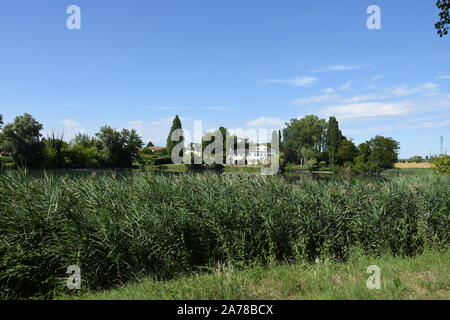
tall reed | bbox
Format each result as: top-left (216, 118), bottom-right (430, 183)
top-left (0, 170), bottom-right (448, 298)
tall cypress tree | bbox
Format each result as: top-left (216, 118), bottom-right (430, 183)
top-left (166, 115), bottom-right (183, 156)
top-left (326, 116), bottom-right (343, 165)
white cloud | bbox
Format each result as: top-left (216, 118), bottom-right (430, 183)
top-left (60, 119), bottom-right (81, 128)
top-left (342, 83), bottom-right (438, 103)
top-left (321, 88), bottom-right (335, 94)
top-left (128, 118), bottom-right (174, 146)
top-left (321, 91), bottom-right (450, 122)
top-left (52, 119), bottom-right (86, 140)
top-left (246, 117), bottom-right (285, 128)
top-left (436, 75), bottom-right (450, 80)
top-left (129, 117), bottom-right (203, 146)
top-left (345, 118), bottom-right (450, 135)
top-left (260, 76), bottom-right (317, 87)
top-left (310, 64), bottom-right (362, 73)
top-left (339, 81), bottom-right (353, 91)
top-left (291, 82), bottom-right (439, 107)
top-left (392, 82), bottom-right (437, 95)
top-left (59, 119), bottom-right (86, 136)
top-left (370, 75), bottom-right (383, 82)
top-left (321, 101), bottom-right (413, 120)
top-left (292, 94), bottom-right (340, 105)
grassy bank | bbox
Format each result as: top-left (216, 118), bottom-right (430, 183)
top-left (144, 164), bottom-right (189, 173)
top-left (0, 171), bottom-right (448, 299)
top-left (65, 249), bottom-right (450, 300)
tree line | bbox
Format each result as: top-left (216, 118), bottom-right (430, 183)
top-left (0, 113), bottom-right (143, 169)
top-left (0, 112), bottom-right (400, 172)
top-left (281, 115), bottom-right (400, 172)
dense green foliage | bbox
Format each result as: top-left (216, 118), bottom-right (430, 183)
top-left (336, 139), bottom-right (358, 166)
top-left (432, 155), bottom-right (450, 174)
top-left (408, 156), bottom-right (424, 163)
top-left (282, 115), bottom-right (399, 172)
top-left (166, 115), bottom-right (183, 159)
top-left (0, 112), bottom-right (401, 172)
top-left (436, 0), bottom-right (450, 37)
top-left (353, 136), bottom-right (400, 172)
top-left (201, 126), bottom-right (230, 165)
top-left (139, 147), bottom-right (170, 166)
top-left (283, 115), bottom-right (327, 165)
top-left (96, 126), bottom-right (143, 167)
top-left (0, 171), bottom-right (448, 299)
top-left (1, 113), bottom-right (45, 168)
top-left (0, 113), bottom-right (144, 169)
top-left (0, 155), bottom-right (14, 168)
top-left (326, 116), bottom-right (344, 165)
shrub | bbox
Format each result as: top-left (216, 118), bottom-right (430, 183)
top-left (0, 156), bottom-right (14, 167)
top-left (66, 145), bottom-right (100, 168)
top-left (431, 156), bottom-right (450, 175)
top-left (153, 156), bottom-right (173, 165)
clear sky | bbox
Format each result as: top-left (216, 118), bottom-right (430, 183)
top-left (0, 0), bottom-right (449, 158)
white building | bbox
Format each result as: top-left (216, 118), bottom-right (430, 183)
top-left (227, 145), bottom-right (277, 165)
top-left (183, 144), bottom-right (278, 165)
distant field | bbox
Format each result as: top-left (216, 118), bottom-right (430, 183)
top-left (394, 163), bottom-right (434, 169)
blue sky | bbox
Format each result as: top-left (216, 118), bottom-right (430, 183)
top-left (0, 0), bottom-right (449, 158)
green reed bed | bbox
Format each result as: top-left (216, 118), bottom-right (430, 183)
top-left (0, 170), bottom-right (448, 299)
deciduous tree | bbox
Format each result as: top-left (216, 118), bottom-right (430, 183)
top-left (336, 139), bottom-right (358, 165)
top-left (282, 115), bottom-right (326, 164)
top-left (436, 0), bottom-right (450, 37)
top-left (96, 126), bottom-right (143, 167)
top-left (2, 113), bottom-right (44, 168)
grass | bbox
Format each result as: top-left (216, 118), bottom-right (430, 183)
top-left (223, 166), bottom-right (262, 173)
top-left (0, 170), bottom-right (448, 299)
top-left (145, 164), bottom-right (189, 173)
top-left (65, 249), bottom-right (450, 300)
top-left (284, 164), bottom-right (342, 172)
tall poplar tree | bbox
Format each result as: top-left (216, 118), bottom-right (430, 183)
top-left (166, 115), bottom-right (183, 157)
top-left (326, 116), bottom-right (343, 166)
